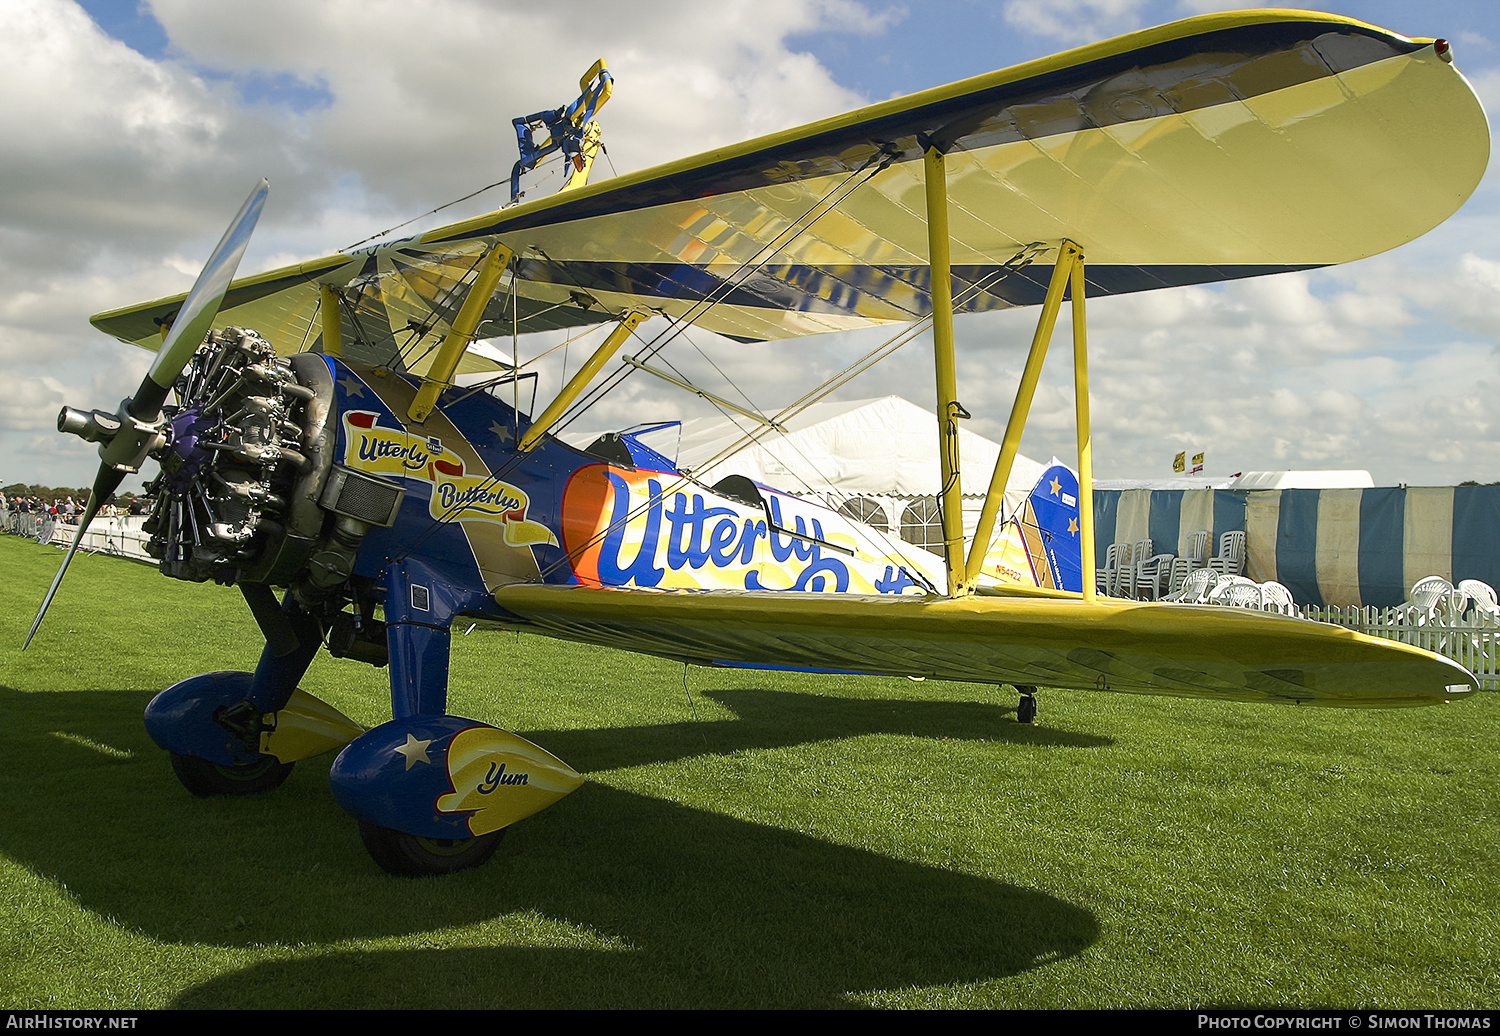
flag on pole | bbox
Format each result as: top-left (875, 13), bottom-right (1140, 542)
top-left (1173, 452), bottom-right (1185, 473)
top-left (1191, 452), bottom-right (1205, 474)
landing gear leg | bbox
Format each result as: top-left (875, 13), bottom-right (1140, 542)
top-left (1016, 685), bottom-right (1038, 724)
top-left (332, 559), bottom-right (544, 878)
top-left (149, 593), bottom-right (325, 799)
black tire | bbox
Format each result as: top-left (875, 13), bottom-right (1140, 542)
top-left (169, 751), bottom-right (294, 797)
top-left (1017, 694), bottom-right (1038, 725)
top-left (358, 821), bottom-right (506, 877)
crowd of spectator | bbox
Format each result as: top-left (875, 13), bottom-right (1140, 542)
top-left (4, 493), bottom-right (147, 523)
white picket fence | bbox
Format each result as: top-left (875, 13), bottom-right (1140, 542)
top-left (1298, 603), bottom-right (1500, 689)
top-left (4, 509), bottom-right (155, 562)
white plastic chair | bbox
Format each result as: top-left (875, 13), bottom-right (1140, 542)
top-left (1448, 580), bottom-right (1498, 662)
top-left (1458, 578), bottom-right (1494, 620)
top-left (1164, 567), bottom-right (1218, 604)
top-left (1125, 539), bottom-right (1159, 599)
top-left (1208, 531), bottom-right (1246, 577)
top-left (1167, 556), bottom-right (1193, 596)
top-left (1205, 575), bottom-right (1256, 604)
top-left (1110, 540), bottom-right (1140, 597)
top-left (1098, 543), bottom-right (1123, 597)
top-left (1096, 543), bottom-right (1114, 597)
top-left (1218, 582), bottom-right (1265, 609)
top-left (1406, 576), bottom-right (1455, 624)
top-left (1457, 579), bottom-right (1499, 621)
top-left (1133, 551), bottom-right (1175, 600)
top-left (1184, 530), bottom-right (1210, 569)
top-left (1259, 581), bottom-right (1295, 615)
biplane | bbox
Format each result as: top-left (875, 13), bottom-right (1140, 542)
top-left (28, 10), bottom-right (1489, 875)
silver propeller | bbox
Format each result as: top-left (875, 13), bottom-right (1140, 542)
top-left (25, 179), bottom-right (269, 648)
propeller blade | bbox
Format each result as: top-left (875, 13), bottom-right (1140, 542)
top-left (25, 179), bottom-right (269, 648)
top-left (24, 496), bottom-right (107, 650)
top-left (133, 177), bottom-right (269, 420)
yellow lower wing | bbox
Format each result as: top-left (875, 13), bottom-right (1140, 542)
top-left (491, 585), bottom-right (1475, 708)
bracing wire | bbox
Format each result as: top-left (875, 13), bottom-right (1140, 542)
top-left (342, 151), bottom-right (574, 253)
top-left (534, 149), bottom-right (899, 441)
top-left (395, 244), bottom-right (1039, 575)
top-left (384, 149), bottom-right (1043, 586)
top-left (386, 151), bottom-right (896, 563)
top-left (344, 180), bottom-right (509, 253)
top-left (524, 252), bottom-right (1042, 585)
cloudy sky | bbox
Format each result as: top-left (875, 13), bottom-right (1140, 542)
top-left (6, 0), bottom-right (1499, 495)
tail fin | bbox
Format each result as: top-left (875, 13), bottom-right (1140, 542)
top-left (981, 464), bottom-right (1083, 592)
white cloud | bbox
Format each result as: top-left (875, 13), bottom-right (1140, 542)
top-left (1002, 0), bottom-right (1148, 45)
top-left (143, 0), bottom-right (872, 210)
top-left (0, 0), bottom-right (881, 489)
top-left (0, 374), bottom-right (67, 431)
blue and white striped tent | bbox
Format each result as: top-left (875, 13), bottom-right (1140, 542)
top-left (1093, 486), bottom-right (1500, 607)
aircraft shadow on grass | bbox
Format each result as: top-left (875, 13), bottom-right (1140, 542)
top-left (2, 684), bottom-right (1100, 1007)
top-left (505, 684), bottom-right (1113, 773)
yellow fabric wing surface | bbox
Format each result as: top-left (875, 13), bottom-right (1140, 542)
top-left (491, 584), bottom-right (1476, 707)
top-left (91, 10), bottom-right (1488, 360)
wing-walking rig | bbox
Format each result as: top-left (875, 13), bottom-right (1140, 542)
top-left (35, 11), bottom-right (1489, 875)
top-left (509, 59), bottom-right (613, 205)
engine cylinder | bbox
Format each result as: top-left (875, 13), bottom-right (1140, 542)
top-left (143, 328), bottom-right (335, 587)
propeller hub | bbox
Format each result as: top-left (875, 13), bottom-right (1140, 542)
top-left (161, 406), bottom-right (218, 494)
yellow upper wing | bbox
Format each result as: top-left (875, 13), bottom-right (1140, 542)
top-left (91, 9), bottom-right (1488, 364)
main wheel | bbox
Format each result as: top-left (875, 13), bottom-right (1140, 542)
top-left (1016, 692), bottom-right (1038, 725)
top-left (358, 821), bottom-right (507, 877)
top-left (169, 751), bottom-right (294, 797)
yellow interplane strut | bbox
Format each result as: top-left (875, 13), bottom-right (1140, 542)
top-left (318, 283), bottom-right (343, 358)
top-left (963, 241), bottom-right (1096, 599)
top-left (1070, 254), bottom-right (1096, 601)
top-left (923, 145), bottom-right (967, 597)
top-left (408, 241), bottom-right (514, 424)
top-left (517, 309), bottom-right (649, 453)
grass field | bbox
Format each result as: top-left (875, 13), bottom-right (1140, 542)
top-left (1, 531), bottom-right (1496, 1009)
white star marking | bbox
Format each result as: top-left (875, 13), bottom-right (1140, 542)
top-left (395, 734), bottom-right (434, 770)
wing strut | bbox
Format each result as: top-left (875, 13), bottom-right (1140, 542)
top-left (517, 308), bottom-right (648, 452)
top-left (923, 144), bottom-right (968, 598)
top-left (318, 284), bottom-right (344, 357)
top-left (1071, 252), bottom-right (1097, 602)
top-left (962, 241), bottom-right (1097, 600)
top-left (408, 242), bottom-right (515, 424)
